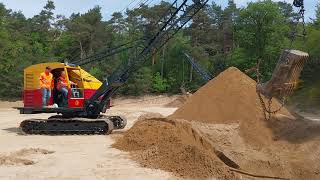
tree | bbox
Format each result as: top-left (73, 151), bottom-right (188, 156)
top-left (121, 67), bottom-right (153, 95)
top-left (314, 3), bottom-right (320, 28)
top-left (236, 0), bottom-right (287, 58)
top-left (152, 72), bottom-right (169, 93)
top-left (233, 0), bottom-right (289, 80)
top-left (277, 1), bottom-right (296, 21)
top-left (186, 5), bottom-right (220, 55)
top-left (222, 0), bottom-right (238, 53)
top-left (31, 0), bottom-right (55, 39)
top-left (64, 6), bottom-right (113, 60)
top-left (109, 12), bottom-right (126, 35)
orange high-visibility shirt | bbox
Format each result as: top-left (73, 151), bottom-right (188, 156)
top-left (57, 76), bottom-right (68, 90)
top-left (39, 72), bottom-right (53, 89)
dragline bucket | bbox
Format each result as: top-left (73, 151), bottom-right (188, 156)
top-left (256, 49), bottom-right (309, 99)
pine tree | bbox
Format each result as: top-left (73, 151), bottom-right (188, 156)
top-left (315, 3), bottom-right (320, 28)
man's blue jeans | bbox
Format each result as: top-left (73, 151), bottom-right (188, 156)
top-left (59, 87), bottom-right (69, 107)
top-left (41, 88), bottom-right (51, 107)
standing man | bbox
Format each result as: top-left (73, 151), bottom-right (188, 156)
top-left (39, 66), bottom-right (53, 107)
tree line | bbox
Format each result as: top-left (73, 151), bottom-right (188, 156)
top-left (0, 0), bottom-right (319, 103)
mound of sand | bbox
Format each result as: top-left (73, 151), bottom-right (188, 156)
top-left (165, 94), bottom-right (191, 108)
top-left (113, 118), bottom-right (237, 179)
top-left (170, 67), bottom-right (294, 146)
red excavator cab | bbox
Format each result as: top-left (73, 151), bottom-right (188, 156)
top-left (256, 49), bottom-right (309, 99)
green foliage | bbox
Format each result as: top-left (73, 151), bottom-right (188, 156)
top-left (121, 67), bottom-right (153, 96)
top-left (89, 66), bottom-right (104, 80)
top-left (236, 0), bottom-right (288, 57)
top-left (232, 0), bottom-right (289, 81)
top-left (152, 72), bottom-right (169, 93)
top-left (315, 3), bottom-right (320, 27)
top-left (298, 26), bottom-right (320, 86)
top-left (304, 27), bottom-right (320, 57)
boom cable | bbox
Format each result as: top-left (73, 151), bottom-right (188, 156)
top-left (120, 0), bottom-right (139, 13)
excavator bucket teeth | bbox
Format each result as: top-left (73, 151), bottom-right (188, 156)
top-left (256, 49), bottom-right (309, 99)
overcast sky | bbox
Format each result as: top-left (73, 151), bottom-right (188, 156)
top-left (0, 0), bottom-right (318, 21)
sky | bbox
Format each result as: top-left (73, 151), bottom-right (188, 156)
top-left (0, 0), bottom-right (318, 21)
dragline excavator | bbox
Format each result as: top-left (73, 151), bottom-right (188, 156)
top-left (17, 0), bottom-right (210, 135)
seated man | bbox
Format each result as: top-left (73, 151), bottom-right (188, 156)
top-left (57, 71), bottom-right (76, 107)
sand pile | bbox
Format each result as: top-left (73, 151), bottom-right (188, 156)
top-left (165, 94), bottom-right (191, 108)
top-left (170, 67), bottom-right (294, 146)
top-left (113, 118), bottom-right (237, 179)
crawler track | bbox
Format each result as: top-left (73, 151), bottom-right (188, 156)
top-left (20, 115), bottom-right (127, 135)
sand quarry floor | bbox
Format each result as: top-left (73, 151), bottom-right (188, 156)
top-left (0, 94), bottom-right (319, 180)
top-left (0, 96), bottom-right (182, 180)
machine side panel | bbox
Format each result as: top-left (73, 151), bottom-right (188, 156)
top-left (24, 89), bottom-right (53, 107)
top-left (84, 89), bottom-right (97, 99)
top-left (68, 98), bottom-right (84, 108)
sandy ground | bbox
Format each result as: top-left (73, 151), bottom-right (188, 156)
top-left (0, 96), bottom-right (179, 180)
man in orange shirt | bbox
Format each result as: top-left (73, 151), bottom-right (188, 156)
top-left (57, 71), bottom-right (76, 106)
top-left (39, 66), bottom-right (53, 107)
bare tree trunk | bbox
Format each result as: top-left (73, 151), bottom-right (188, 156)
top-left (161, 45), bottom-right (166, 78)
top-left (152, 48), bottom-right (156, 65)
top-left (79, 41), bottom-right (84, 59)
top-left (89, 33), bottom-right (94, 56)
top-left (189, 65), bottom-right (193, 82)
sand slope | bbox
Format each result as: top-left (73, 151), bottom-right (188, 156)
top-left (170, 67), bottom-right (294, 146)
